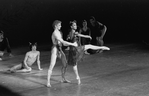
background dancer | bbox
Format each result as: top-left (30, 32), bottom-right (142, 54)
top-left (89, 16), bottom-right (107, 53)
top-left (7, 42), bottom-right (42, 73)
top-left (47, 20), bottom-right (77, 87)
top-left (80, 20), bottom-right (91, 54)
top-left (0, 30), bottom-right (13, 60)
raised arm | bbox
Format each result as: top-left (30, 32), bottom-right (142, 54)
top-left (76, 32), bottom-right (92, 39)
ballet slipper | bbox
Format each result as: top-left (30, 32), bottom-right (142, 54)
top-left (76, 77), bottom-right (81, 85)
top-left (47, 83), bottom-right (51, 87)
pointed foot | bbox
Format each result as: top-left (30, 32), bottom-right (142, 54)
top-left (47, 83), bottom-right (51, 87)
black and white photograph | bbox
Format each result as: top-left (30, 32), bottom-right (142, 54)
top-left (0, 0), bottom-right (149, 96)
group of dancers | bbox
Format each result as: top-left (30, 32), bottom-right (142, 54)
top-left (1, 16), bottom-right (110, 87)
top-left (47, 19), bottom-right (110, 87)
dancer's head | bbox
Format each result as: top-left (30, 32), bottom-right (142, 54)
top-left (70, 20), bottom-right (77, 30)
top-left (90, 16), bottom-right (95, 21)
top-left (82, 20), bottom-right (87, 27)
top-left (90, 16), bottom-right (96, 26)
top-left (0, 30), bottom-right (4, 35)
top-left (52, 20), bottom-right (62, 30)
top-left (0, 30), bottom-right (4, 39)
top-left (29, 42), bottom-right (37, 51)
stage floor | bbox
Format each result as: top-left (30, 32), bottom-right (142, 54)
top-left (1, 43), bottom-right (149, 96)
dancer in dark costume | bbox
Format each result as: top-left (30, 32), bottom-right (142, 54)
top-left (67, 20), bottom-right (110, 84)
top-left (89, 16), bottom-right (107, 53)
top-left (80, 20), bottom-right (91, 54)
top-left (47, 20), bottom-right (77, 87)
top-left (0, 30), bottom-right (13, 60)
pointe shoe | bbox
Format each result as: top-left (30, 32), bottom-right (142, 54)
top-left (76, 78), bottom-right (81, 85)
top-left (47, 83), bottom-right (51, 87)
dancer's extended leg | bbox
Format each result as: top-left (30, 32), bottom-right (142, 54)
top-left (47, 47), bottom-right (57, 87)
top-left (84, 44), bottom-right (110, 51)
top-left (15, 68), bottom-right (32, 73)
top-left (8, 64), bottom-right (23, 72)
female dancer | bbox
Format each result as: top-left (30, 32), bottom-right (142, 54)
top-left (66, 20), bottom-right (110, 84)
top-left (80, 20), bottom-right (91, 54)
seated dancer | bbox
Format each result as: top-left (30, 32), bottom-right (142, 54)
top-left (66, 20), bottom-right (110, 85)
top-left (0, 30), bottom-right (13, 60)
top-left (47, 20), bottom-right (77, 87)
top-left (8, 42), bottom-right (42, 73)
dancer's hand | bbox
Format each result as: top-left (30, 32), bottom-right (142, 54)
top-left (73, 42), bottom-right (78, 47)
top-left (89, 36), bottom-right (92, 40)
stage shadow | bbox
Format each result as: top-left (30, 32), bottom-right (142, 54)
top-left (0, 85), bottom-right (21, 96)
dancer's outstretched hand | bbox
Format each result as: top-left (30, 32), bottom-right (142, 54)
top-left (89, 36), bottom-right (92, 40)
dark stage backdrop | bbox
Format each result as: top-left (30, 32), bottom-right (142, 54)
top-left (0, 0), bottom-right (148, 47)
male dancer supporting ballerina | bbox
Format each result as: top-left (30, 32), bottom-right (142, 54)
top-left (47, 20), bottom-right (77, 87)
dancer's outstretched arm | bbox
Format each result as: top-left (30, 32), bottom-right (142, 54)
top-left (84, 44), bottom-right (110, 51)
top-left (76, 32), bottom-right (92, 39)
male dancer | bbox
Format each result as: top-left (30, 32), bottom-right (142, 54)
top-left (8, 42), bottom-right (42, 73)
top-left (47, 20), bottom-right (77, 87)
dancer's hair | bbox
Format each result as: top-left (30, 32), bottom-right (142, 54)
top-left (52, 20), bottom-right (62, 29)
top-left (90, 16), bottom-right (96, 21)
top-left (69, 20), bottom-right (77, 26)
top-left (0, 30), bottom-right (4, 34)
top-left (29, 42), bottom-right (37, 50)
